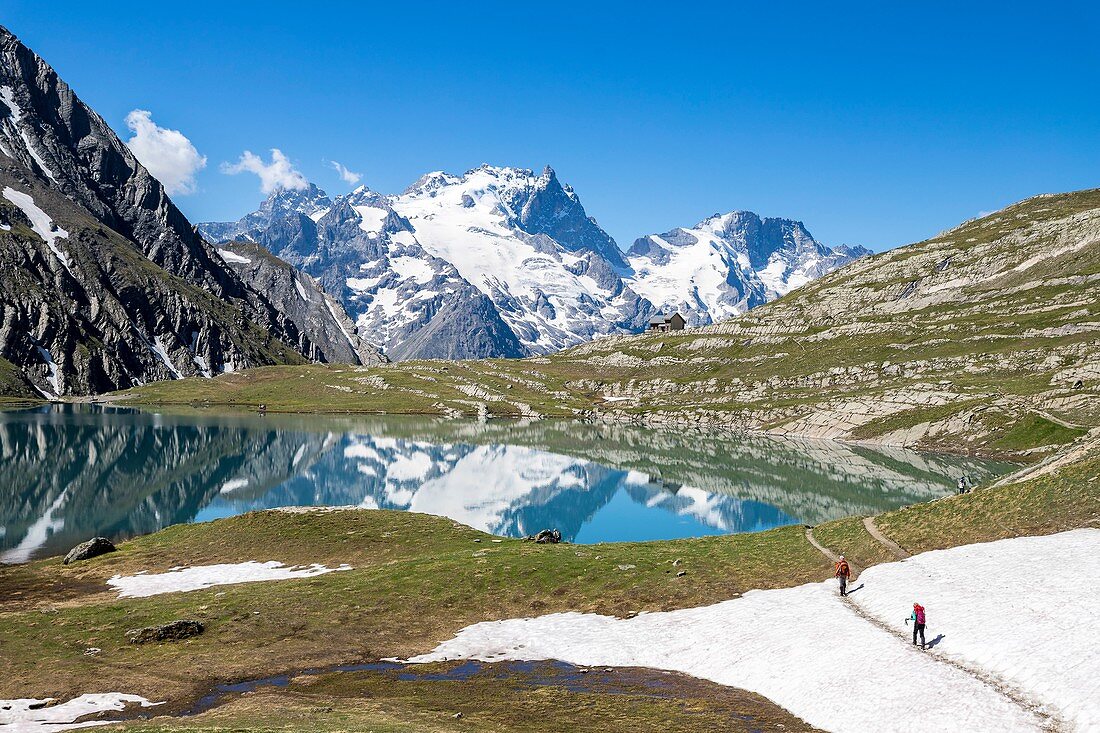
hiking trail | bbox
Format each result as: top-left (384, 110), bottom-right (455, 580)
top-left (862, 517), bottom-right (911, 559)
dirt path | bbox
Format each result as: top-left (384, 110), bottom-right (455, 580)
top-left (804, 527), bottom-right (862, 579)
top-left (804, 527), bottom-right (838, 563)
top-left (862, 517), bottom-right (910, 560)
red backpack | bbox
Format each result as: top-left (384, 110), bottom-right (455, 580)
top-left (914, 605), bottom-right (926, 624)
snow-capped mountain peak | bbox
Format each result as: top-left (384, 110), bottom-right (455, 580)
top-left (199, 167), bottom-right (866, 359)
top-left (261, 182), bottom-right (332, 220)
top-left (625, 211), bottom-right (869, 326)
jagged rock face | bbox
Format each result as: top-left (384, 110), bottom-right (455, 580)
top-left (0, 25), bottom-right (372, 396)
top-left (201, 167), bottom-right (864, 360)
top-left (198, 183), bottom-right (331, 244)
top-left (212, 241), bottom-right (386, 365)
top-left (626, 212), bottom-right (871, 326)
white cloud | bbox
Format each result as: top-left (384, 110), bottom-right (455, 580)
top-left (221, 149), bottom-right (308, 194)
top-left (329, 160), bottom-right (361, 185)
top-left (124, 109), bottom-right (207, 196)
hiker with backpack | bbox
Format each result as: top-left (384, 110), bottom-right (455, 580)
top-left (907, 603), bottom-right (927, 648)
top-left (834, 555), bottom-right (852, 596)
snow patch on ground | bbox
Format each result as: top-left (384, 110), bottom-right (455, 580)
top-left (107, 561), bottom-right (352, 598)
top-left (0, 693), bottom-right (161, 732)
top-left (849, 529), bottom-right (1100, 731)
top-left (2, 187), bottom-right (73, 276)
top-left (412, 529), bottom-right (1100, 732)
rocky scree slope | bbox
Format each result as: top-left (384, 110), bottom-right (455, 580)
top-left (149, 188), bottom-right (1100, 459)
top-left (0, 25), bottom-right (378, 397)
top-left (200, 166), bottom-right (863, 360)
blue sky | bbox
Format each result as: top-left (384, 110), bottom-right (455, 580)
top-left (4, 1), bottom-right (1098, 252)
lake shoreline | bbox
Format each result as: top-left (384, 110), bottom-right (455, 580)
top-left (0, 406), bottom-right (1014, 563)
top-left (24, 389), bottom-right (1047, 464)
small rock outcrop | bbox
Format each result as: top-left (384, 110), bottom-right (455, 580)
top-left (126, 620), bottom-right (204, 644)
top-left (62, 537), bottom-right (116, 565)
top-left (526, 528), bottom-right (562, 544)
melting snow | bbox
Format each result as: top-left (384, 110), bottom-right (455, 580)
top-left (107, 561), bottom-right (352, 598)
top-left (215, 248), bottom-right (251, 264)
top-left (294, 277), bottom-right (310, 301)
top-left (0, 693), bottom-right (162, 732)
top-left (33, 345), bottom-right (60, 397)
top-left (412, 529), bottom-right (1100, 732)
top-left (2, 187), bottom-right (73, 276)
top-left (150, 337), bottom-right (183, 379)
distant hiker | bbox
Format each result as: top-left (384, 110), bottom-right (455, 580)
top-left (907, 603), bottom-right (927, 648)
top-left (834, 555), bottom-right (852, 596)
top-left (957, 477), bottom-right (967, 494)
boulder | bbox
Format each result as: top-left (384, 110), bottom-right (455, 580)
top-left (63, 537), bottom-right (116, 565)
top-left (126, 620), bottom-right (205, 644)
top-left (526, 529), bottom-right (562, 544)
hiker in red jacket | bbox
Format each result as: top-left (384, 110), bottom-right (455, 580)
top-left (834, 556), bottom-right (852, 596)
top-left (908, 603), bottom-right (927, 648)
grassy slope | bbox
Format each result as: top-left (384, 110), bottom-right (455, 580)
top-left (122, 188), bottom-right (1100, 460)
top-left (0, 355), bottom-right (38, 401)
top-left (1, 438), bottom-right (1096, 730)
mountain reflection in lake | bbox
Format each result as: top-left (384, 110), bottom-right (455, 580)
top-left (0, 406), bottom-right (1015, 562)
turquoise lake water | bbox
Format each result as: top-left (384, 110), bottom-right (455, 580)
top-left (0, 405), bottom-right (1014, 562)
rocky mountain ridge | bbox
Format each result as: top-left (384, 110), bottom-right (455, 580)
top-left (0, 25), bottom-right (380, 397)
top-left (201, 166), bottom-right (865, 359)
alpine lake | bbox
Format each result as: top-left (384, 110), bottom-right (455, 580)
top-left (0, 404), bottom-right (1015, 563)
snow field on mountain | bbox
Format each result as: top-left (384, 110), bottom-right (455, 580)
top-left (390, 168), bottom-right (633, 352)
top-left (628, 231), bottom-right (750, 322)
top-left (2, 186), bottom-right (73, 275)
top-left (411, 529), bottom-right (1100, 732)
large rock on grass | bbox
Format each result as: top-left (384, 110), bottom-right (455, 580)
top-left (127, 620), bottom-right (204, 644)
top-left (62, 537), bottom-right (116, 564)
